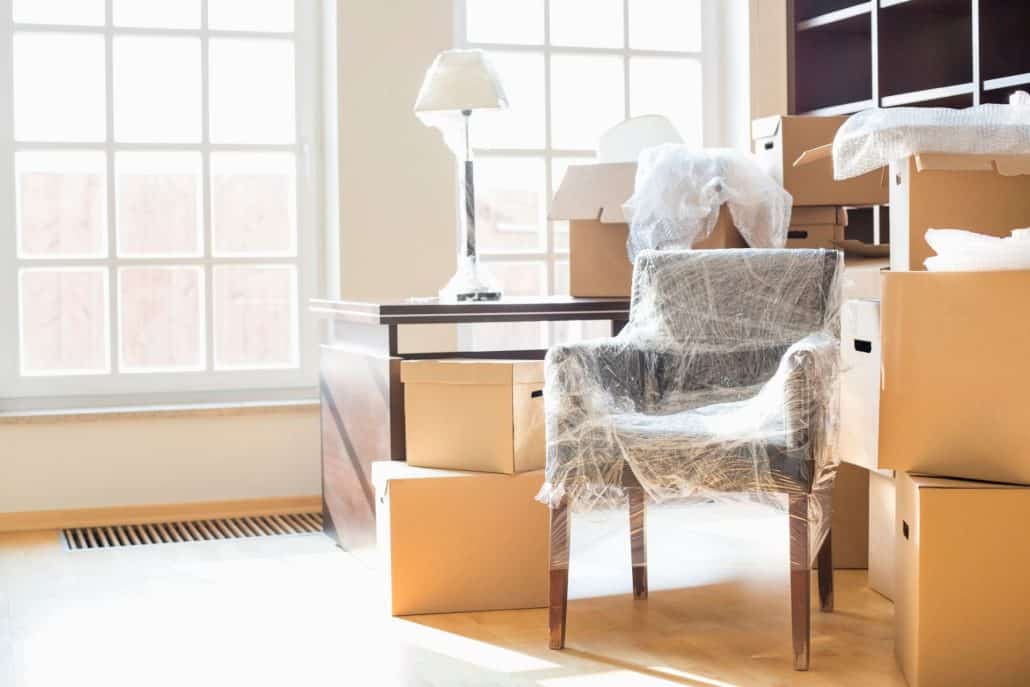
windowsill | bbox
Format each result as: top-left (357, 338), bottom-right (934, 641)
top-left (0, 399), bottom-right (320, 424)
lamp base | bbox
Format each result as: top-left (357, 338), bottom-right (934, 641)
top-left (439, 255), bottom-right (503, 303)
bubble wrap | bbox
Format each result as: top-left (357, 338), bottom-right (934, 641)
top-left (623, 145), bottom-right (792, 261)
top-left (833, 99), bottom-right (1030, 180)
top-left (538, 248), bottom-right (843, 569)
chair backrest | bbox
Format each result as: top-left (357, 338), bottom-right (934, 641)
top-left (628, 249), bottom-right (842, 349)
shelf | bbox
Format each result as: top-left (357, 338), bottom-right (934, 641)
top-left (979, 1), bottom-right (1030, 82)
top-left (878, 0), bottom-right (972, 99)
top-left (796, 2), bottom-right (871, 31)
top-left (881, 82), bottom-right (974, 107)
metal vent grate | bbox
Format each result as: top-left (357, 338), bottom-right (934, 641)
top-left (62, 512), bottom-right (323, 550)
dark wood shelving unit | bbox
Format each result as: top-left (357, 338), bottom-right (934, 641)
top-left (788, 0), bottom-right (1028, 114)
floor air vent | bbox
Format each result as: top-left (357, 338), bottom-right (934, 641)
top-left (63, 512), bottom-right (323, 550)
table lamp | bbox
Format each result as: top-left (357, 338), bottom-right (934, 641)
top-left (415, 49), bottom-right (509, 301)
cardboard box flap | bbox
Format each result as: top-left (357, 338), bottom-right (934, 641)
top-left (908, 473), bottom-right (1029, 491)
top-left (550, 162), bottom-right (636, 223)
top-left (751, 115), bottom-right (782, 140)
top-left (914, 153), bottom-right (1030, 176)
top-left (400, 359), bottom-right (544, 386)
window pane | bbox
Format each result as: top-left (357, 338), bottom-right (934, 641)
top-left (114, 37), bottom-right (201, 143)
top-left (550, 156), bottom-right (593, 253)
top-left (210, 39), bottom-right (295, 144)
top-left (461, 262), bottom-right (546, 351)
top-left (119, 267), bottom-right (204, 372)
top-left (466, 0), bottom-right (543, 45)
top-left (17, 151), bottom-right (106, 259)
top-left (13, 33), bottom-right (105, 142)
top-left (550, 0), bottom-right (623, 48)
top-left (13, 0), bottom-right (103, 26)
top-left (475, 157), bottom-right (546, 253)
top-left (212, 153), bottom-right (296, 257)
top-left (116, 152), bottom-right (202, 257)
top-left (550, 55), bottom-right (625, 150)
top-left (630, 57), bottom-right (703, 147)
top-left (214, 266), bottom-right (297, 369)
top-left (114, 0), bottom-right (200, 29)
top-left (20, 268), bottom-right (108, 375)
top-left (474, 52), bottom-right (545, 150)
top-left (628, 0), bottom-right (702, 52)
top-left (208, 0), bottom-right (294, 32)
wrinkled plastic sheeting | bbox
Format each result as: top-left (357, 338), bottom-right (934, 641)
top-left (832, 98), bottom-right (1030, 180)
top-left (538, 249), bottom-right (844, 570)
top-left (925, 228), bottom-right (1030, 271)
top-left (623, 145), bottom-right (792, 261)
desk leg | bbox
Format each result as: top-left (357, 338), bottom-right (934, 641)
top-left (320, 322), bottom-right (404, 551)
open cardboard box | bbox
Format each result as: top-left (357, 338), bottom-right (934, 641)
top-left (896, 472), bottom-right (1030, 686)
top-left (753, 115), bottom-right (887, 206)
top-left (551, 162), bottom-right (745, 298)
top-left (796, 147), bottom-right (1030, 271)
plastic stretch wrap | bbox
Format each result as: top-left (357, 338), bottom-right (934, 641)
top-left (624, 145), bottom-right (792, 260)
top-left (925, 228), bottom-right (1030, 271)
top-left (538, 249), bottom-right (843, 570)
top-left (832, 97), bottom-right (1030, 180)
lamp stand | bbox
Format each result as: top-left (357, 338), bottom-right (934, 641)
top-left (440, 110), bottom-right (502, 302)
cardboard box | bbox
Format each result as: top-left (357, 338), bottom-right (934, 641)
top-left (819, 461), bottom-right (869, 570)
top-left (840, 297), bottom-right (880, 472)
top-left (373, 462), bottom-right (549, 616)
top-left (896, 472), bottom-right (1030, 687)
top-left (752, 115), bottom-right (887, 206)
top-left (552, 162), bottom-right (747, 297)
top-left (790, 205), bottom-right (848, 226)
top-left (888, 153), bottom-right (1030, 271)
top-left (879, 271), bottom-right (1030, 484)
top-left (402, 359), bottom-right (545, 474)
top-left (867, 470), bottom-right (895, 601)
top-left (785, 224), bottom-right (844, 249)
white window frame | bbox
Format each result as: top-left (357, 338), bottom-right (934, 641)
top-left (0, 0), bottom-right (324, 412)
top-left (454, 0), bottom-right (722, 347)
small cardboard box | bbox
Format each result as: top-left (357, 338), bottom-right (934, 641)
top-left (402, 359), bottom-right (545, 474)
top-left (373, 462), bottom-right (549, 616)
top-left (879, 270), bottom-right (1030, 485)
top-left (819, 461), bottom-right (869, 570)
top-left (840, 297), bottom-right (881, 472)
top-left (786, 224), bottom-right (844, 249)
top-left (752, 115), bottom-right (887, 206)
top-left (889, 153), bottom-right (1030, 271)
top-left (867, 470), bottom-right (895, 601)
top-left (896, 472), bottom-right (1030, 687)
top-left (551, 162), bottom-right (746, 298)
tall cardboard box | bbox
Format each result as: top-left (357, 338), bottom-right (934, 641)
top-left (878, 271), bottom-right (1030, 484)
top-left (896, 472), bottom-right (1030, 687)
top-left (551, 162), bottom-right (746, 298)
top-left (888, 153), bottom-right (1030, 271)
top-left (373, 462), bottom-right (549, 616)
top-left (402, 359), bottom-right (545, 474)
top-left (752, 115), bottom-right (887, 206)
top-left (867, 470), bottom-right (895, 601)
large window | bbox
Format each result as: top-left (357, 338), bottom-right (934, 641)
top-left (0, 0), bottom-right (322, 410)
top-left (458, 0), bottom-right (711, 349)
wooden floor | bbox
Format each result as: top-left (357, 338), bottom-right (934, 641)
top-left (0, 502), bottom-right (906, 687)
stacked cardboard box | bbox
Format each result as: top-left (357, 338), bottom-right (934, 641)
top-left (372, 359), bottom-right (552, 616)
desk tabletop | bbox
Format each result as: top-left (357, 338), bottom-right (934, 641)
top-left (310, 296), bottom-right (631, 325)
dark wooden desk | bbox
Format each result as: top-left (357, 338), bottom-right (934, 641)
top-left (310, 296), bottom-right (631, 550)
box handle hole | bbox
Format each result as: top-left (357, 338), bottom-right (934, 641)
top-left (903, 521), bottom-right (910, 540)
top-left (854, 339), bottom-right (873, 354)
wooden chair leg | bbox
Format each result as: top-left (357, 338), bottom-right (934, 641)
top-left (548, 500), bottom-right (570, 650)
top-left (817, 529), bottom-right (834, 612)
top-left (789, 494), bottom-right (810, 671)
top-left (627, 486), bottom-right (648, 600)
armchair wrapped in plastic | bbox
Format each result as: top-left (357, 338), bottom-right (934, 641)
top-left (539, 249), bottom-right (843, 671)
